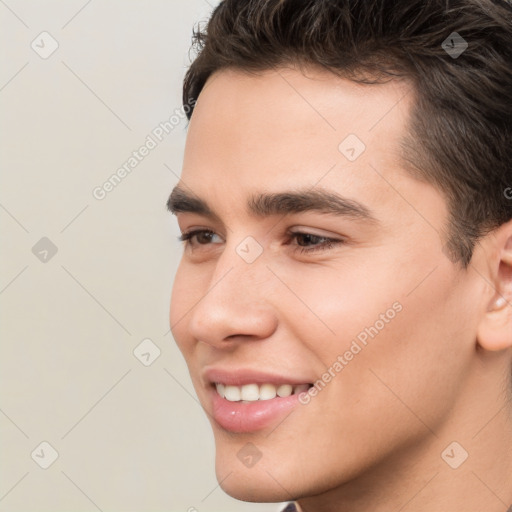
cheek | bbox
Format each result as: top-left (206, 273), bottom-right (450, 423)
top-left (275, 261), bottom-right (404, 353)
top-left (323, 269), bottom-right (473, 429)
top-left (279, 257), bottom-right (472, 413)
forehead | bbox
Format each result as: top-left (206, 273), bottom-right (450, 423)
top-left (178, 67), bottom-right (446, 227)
top-left (183, 66), bottom-right (414, 184)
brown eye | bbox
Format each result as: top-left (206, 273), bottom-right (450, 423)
top-left (295, 233), bottom-right (327, 247)
top-left (195, 231), bottom-right (216, 244)
top-left (289, 232), bottom-right (345, 254)
top-left (178, 229), bottom-right (223, 246)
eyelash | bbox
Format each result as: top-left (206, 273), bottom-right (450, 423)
top-left (177, 229), bottom-right (344, 254)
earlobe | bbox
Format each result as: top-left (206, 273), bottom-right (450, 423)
top-left (487, 296), bottom-right (508, 312)
top-left (477, 299), bottom-right (512, 351)
top-left (478, 292), bottom-right (512, 352)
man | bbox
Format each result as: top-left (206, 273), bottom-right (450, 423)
top-left (167, 0), bottom-right (512, 510)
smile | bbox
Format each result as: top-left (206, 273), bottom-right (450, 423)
top-left (215, 382), bottom-right (311, 402)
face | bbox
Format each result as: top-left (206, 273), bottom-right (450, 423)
top-left (168, 67), bottom-right (484, 502)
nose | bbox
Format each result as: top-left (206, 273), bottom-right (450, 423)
top-left (186, 249), bottom-right (278, 348)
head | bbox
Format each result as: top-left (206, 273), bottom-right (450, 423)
top-left (168, 0), bottom-right (512, 504)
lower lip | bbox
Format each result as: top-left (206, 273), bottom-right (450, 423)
top-left (210, 386), bottom-right (306, 433)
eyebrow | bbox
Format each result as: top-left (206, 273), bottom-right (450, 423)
top-left (167, 185), bottom-right (377, 223)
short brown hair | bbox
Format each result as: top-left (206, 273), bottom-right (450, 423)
top-left (182, 0), bottom-right (512, 266)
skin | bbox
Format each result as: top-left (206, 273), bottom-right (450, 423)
top-left (169, 66), bottom-right (512, 512)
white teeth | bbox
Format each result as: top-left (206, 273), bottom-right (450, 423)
top-left (259, 383), bottom-right (277, 400)
top-left (276, 384), bottom-right (293, 397)
top-left (224, 385), bottom-right (241, 401)
top-left (216, 383), bottom-right (225, 397)
top-left (240, 384), bottom-right (260, 401)
top-left (215, 382), bottom-right (309, 401)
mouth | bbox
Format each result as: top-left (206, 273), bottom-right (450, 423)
top-left (203, 368), bottom-right (315, 433)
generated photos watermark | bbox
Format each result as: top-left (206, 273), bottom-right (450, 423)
top-left (299, 301), bottom-right (403, 405)
top-left (92, 99), bottom-right (196, 201)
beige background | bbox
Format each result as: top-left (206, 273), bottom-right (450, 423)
top-left (0, 1), bottom-right (286, 511)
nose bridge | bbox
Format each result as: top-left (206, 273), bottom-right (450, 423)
top-left (232, 234), bottom-right (267, 278)
top-left (188, 238), bottom-right (276, 343)
top-left (209, 232), bottom-right (270, 298)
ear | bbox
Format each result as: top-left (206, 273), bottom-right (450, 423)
top-left (476, 219), bottom-right (512, 352)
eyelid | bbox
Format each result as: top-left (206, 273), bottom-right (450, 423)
top-left (288, 225), bottom-right (344, 239)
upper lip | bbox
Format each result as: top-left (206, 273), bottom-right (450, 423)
top-left (202, 367), bottom-right (314, 387)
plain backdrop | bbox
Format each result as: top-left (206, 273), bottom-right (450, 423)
top-left (0, 1), bottom-right (287, 511)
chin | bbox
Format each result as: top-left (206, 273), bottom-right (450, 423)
top-left (211, 427), bottom-right (387, 504)
top-left (211, 438), bottom-right (292, 502)
top-left (212, 440), bottom-right (330, 504)
top-left (215, 462), bottom-right (292, 502)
